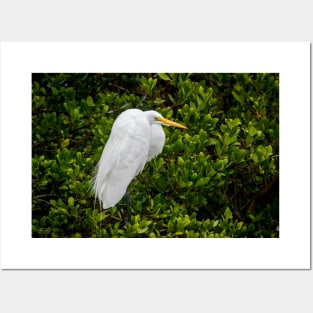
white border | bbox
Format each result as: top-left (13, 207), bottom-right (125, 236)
top-left (0, 42), bottom-right (310, 269)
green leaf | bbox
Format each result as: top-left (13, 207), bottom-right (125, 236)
top-left (50, 199), bottom-right (57, 207)
top-left (223, 133), bottom-right (237, 146)
top-left (180, 181), bottom-right (193, 188)
top-left (213, 220), bottom-right (219, 227)
top-left (87, 96), bottom-right (95, 106)
top-left (224, 207), bottom-right (233, 220)
top-left (248, 126), bottom-right (257, 137)
top-left (236, 222), bottom-right (243, 230)
top-left (214, 158), bottom-right (228, 171)
top-left (196, 177), bottom-right (211, 187)
top-left (250, 153), bottom-right (259, 163)
top-left (158, 73), bottom-right (171, 81)
top-left (61, 139), bottom-right (70, 149)
top-left (68, 197), bottom-right (74, 206)
top-left (177, 156), bottom-right (184, 167)
top-left (234, 149), bottom-right (248, 162)
top-left (232, 91), bottom-right (244, 105)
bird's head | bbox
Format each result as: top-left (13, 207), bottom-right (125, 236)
top-left (146, 110), bottom-right (187, 129)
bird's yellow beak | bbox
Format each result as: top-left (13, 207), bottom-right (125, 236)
top-left (155, 117), bottom-right (187, 129)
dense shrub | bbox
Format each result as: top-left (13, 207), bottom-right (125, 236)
top-left (32, 73), bottom-right (279, 238)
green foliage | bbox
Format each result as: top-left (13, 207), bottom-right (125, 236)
top-left (32, 73), bottom-right (279, 238)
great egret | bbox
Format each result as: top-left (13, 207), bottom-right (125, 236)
top-left (92, 108), bottom-right (186, 219)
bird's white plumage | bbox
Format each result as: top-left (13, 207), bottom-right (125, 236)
top-left (93, 109), bottom-right (167, 209)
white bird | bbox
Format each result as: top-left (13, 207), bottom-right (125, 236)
top-left (92, 108), bottom-right (186, 211)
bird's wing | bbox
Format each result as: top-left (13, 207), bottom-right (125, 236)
top-left (93, 111), bottom-right (151, 208)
